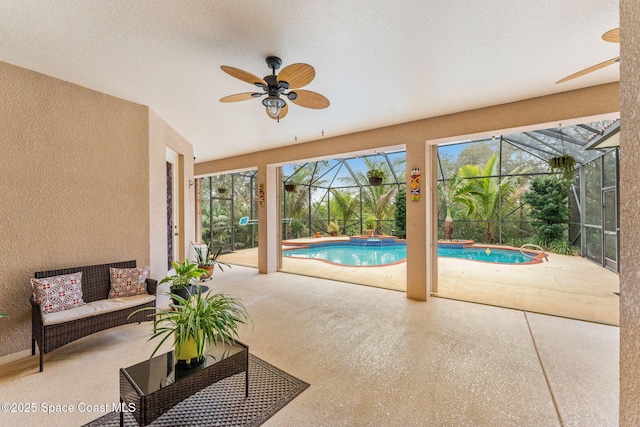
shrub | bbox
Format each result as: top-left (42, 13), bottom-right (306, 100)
top-left (523, 176), bottom-right (570, 244)
top-left (394, 187), bottom-right (406, 238)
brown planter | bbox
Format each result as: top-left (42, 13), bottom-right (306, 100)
top-left (284, 184), bottom-right (296, 192)
top-left (200, 265), bottom-right (214, 278)
top-left (368, 177), bottom-right (383, 186)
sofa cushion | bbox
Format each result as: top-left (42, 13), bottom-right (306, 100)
top-left (108, 266), bottom-right (150, 298)
top-left (42, 294), bottom-right (156, 326)
top-left (31, 272), bottom-right (86, 314)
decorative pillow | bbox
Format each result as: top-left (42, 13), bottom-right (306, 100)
top-left (31, 272), bottom-right (86, 314)
top-left (109, 266), bottom-right (150, 298)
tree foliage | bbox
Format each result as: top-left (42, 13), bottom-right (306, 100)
top-left (458, 154), bottom-right (528, 243)
top-left (394, 187), bottom-right (406, 239)
top-left (523, 176), bottom-right (570, 244)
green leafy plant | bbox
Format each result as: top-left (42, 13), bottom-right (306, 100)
top-left (160, 260), bottom-right (208, 290)
top-left (366, 168), bottom-right (385, 179)
top-left (364, 215), bottom-right (377, 230)
top-left (327, 221), bottom-right (340, 234)
top-left (193, 243), bottom-right (230, 272)
top-left (549, 155), bottom-right (576, 180)
top-left (131, 288), bottom-right (249, 362)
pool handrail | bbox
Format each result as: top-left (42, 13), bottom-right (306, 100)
top-left (520, 244), bottom-right (549, 262)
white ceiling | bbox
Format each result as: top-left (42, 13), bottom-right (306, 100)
top-left (0, 1), bottom-right (619, 163)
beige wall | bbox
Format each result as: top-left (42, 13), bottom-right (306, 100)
top-left (620, 0), bottom-right (639, 423)
top-left (148, 110), bottom-right (195, 280)
top-left (0, 62), bottom-right (196, 358)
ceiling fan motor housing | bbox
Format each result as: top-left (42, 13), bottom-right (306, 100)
top-left (265, 56), bottom-right (282, 70)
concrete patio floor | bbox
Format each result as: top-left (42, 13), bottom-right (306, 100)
top-left (219, 241), bottom-right (620, 325)
top-left (0, 266), bottom-right (619, 426)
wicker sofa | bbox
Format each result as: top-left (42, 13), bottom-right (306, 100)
top-left (31, 260), bottom-right (157, 372)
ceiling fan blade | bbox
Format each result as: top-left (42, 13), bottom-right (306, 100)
top-left (602, 28), bottom-right (620, 43)
top-left (555, 56), bottom-right (619, 84)
top-left (220, 65), bottom-right (266, 86)
top-left (220, 92), bottom-right (260, 102)
top-left (266, 102), bottom-right (289, 120)
top-left (290, 90), bottom-right (330, 109)
top-left (278, 63), bottom-right (315, 89)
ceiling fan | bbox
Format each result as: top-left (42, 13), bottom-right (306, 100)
top-left (556, 28), bottom-right (619, 84)
top-left (219, 56), bottom-right (330, 121)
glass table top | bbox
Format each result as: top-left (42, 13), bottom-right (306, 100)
top-left (122, 340), bottom-right (246, 395)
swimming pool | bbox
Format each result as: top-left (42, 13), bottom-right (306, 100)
top-left (283, 243), bottom-right (538, 267)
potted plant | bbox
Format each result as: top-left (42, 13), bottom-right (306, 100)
top-left (217, 186), bottom-right (227, 194)
top-left (549, 155), bottom-right (576, 180)
top-left (367, 168), bottom-right (385, 186)
top-left (160, 260), bottom-right (208, 303)
top-left (284, 183), bottom-right (296, 192)
top-left (131, 288), bottom-right (249, 368)
top-left (364, 215), bottom-right (377, 236)
top-left (193, 243), bottom-right (230, 279)
top-left (327, 221), bottom-right (340, 237)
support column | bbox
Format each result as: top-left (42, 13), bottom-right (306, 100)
top-left (426, 144), bottom-right (438, 294)
top-left (406, 143), bottom-right (428, 300)
top-left (257, 164), bottom-right (279, 273)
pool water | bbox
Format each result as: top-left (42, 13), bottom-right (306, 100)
top-left (283, 244), bottom-right (534, 267)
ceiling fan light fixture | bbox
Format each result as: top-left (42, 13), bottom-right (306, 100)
top-left (263, 96), bottom-right (286, 119)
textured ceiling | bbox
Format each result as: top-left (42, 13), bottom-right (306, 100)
top-left (0, 1), bottom-right (619, 163)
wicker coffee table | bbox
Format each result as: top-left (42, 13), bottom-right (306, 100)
top-left (119, 340), bottom-right (249, 426)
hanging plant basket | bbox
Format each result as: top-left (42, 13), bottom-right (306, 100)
top-left (368, 177), bottom-right (383, 186)
top-left (217, 187), bottom-right (227, 194)
top-left (549, 155), bottom-right (576, 179)
top-left (284, 184), bottom-right (296, 192)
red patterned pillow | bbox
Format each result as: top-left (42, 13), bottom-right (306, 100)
top-left (31, 272), bottom-right (86, 314)
top-left (108, 267), bottom-right (149, 298)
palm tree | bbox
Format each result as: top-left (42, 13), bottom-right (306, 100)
top-left (330, 190), bottom-right (360, 234)
top-left (458, 154), bottom-right (527, 243)
top-left (437, 173), bottom-right (475, 240)
top-left (356, 158), bottom-right (399, 234)
top-left (283, 162), bottom-right (329, 237)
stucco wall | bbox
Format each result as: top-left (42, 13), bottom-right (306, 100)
top-left (148, 109), bottom-right (196, 281)
top-left (0, 61), bottom-right (150, 356)
top-left (620, 0), bottom-right (639, 423)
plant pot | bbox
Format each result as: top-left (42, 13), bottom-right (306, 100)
top-left (368, 177), bottom-right (383, 186)
top-left (314, 231), bottom-right (322, 238)
top-left (200, 265), bottom-right (214, 279)
top-left (170, 286), bottom-right (192, 304)
top-left (330, 232), bottom-right (338, 237)
top-left (284, 184), bottom-right (296, 192)
top-left (171, 285), bottom-right (207, 304)
top-left (175, 333), bottom-right (205, 370)
top-left (364, 229), bottom-right (374, 237)
top-left (217, 187), bottom-right (227, 194)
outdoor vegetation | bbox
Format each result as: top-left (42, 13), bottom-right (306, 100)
top-left (199, 122), bottom-right (619, 261)
top-left (200, 172), bottom-right (258, 251)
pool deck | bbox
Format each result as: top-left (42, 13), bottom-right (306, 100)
top-left (219, 237), bottom-right (620, 325)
